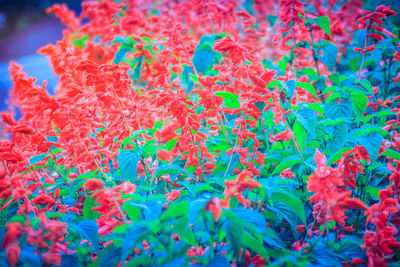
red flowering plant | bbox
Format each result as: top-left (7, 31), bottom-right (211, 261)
top-left (0, 0), bottom-right (400, 266)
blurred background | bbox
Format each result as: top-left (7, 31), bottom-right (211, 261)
top-left (0, 0), bottom-right (82, 111)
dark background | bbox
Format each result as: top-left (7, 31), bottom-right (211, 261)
top-left (0, 0), bottom-right (82, 111)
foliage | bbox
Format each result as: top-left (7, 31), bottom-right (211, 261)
top-left (0, 0), bottom-right (400, 266)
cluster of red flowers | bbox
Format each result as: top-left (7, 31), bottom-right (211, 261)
top-left (354, 4), bottom-right (397, 54)
top-left (0, 0), bottom-right (399, 266)
top-left (307, 148), bottom-right (368, 226)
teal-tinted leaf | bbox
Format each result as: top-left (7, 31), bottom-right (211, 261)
top-left (192, 44), bottom-right (217, 74)
top-left (20, 247), bottom-right (41, 266)
top-left (242, 233), bottom-right (267, 258)
top-left (329, 122), bottom-right (348, 154)
top-left (96, 245), bottom-right (121, 267)
top-left (114, 47), bottom-right (130, 64)
top-left (324, 98), bottom-right (353, 119)
top-left (208, 256), bottom-right (229, 267)
top-left (356, 132), bottom-right (383, 162)
top-left (117, 149), bottom-right (141, 181)
top-left (357, 79), bottom-right (373, 92)
top-left (70, 220), bottom-right (99, 251)
top-left (214, 92), bottom-right (240, 109)
top-left (192, 34), bottom-right (225, 74)
top-left (294, 108), bottom-right (316, 136)
top-left (317, 41), bottom-right (338, 71)
top-left (286, 79), bottom-right (296, 99)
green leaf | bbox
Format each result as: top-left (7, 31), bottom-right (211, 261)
top-left (366, 186), bottom-right (379, 200)
top-left (272, 156), bottom-right (303, 175)
top-left (350, 92), bottom-right (368, 123)
top-left (174, 219), bottom-right (198, 246)
top-left (242, 233), bottom-right (267, 258)
top-left (125, 257), bottom-right (154, 267)
top-left (327, 147), bottom-right (352, 165)
top-left (294, 107), bottom-right (316, 136)
top-left (214, 92), bottom-right (240, 109)
top-left (123, 204), bottom-right (142, 221)
top-left (117, 149), bottom-right (141, 181)
top-left (293, 121), bottom-right (306, 151)
top-left (83, 196), bottom-right (100, 219)
top-left (160, 200), bottom-right (189, 221)
top-left (296, 82), bottom-right (319, 100)
top-left (317, 41), bottom-right (338, 71)
top-left (271, 189), bottom-right (306, 224)
top-left (226, 215), bottom-right (244, 258)
top-left (313, 17), bottom-right (332, 38)
top-left (381, 149), bottom-right (400, 161)
top-left (357, 79), bottom-right (373, 93)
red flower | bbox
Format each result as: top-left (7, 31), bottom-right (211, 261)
top-left (272, 129), bottom-right (293, 142)
top-left (42, 252), bottom-right (62, 266)
top-left (1, 223), bottom-right (23, 248)
top-left (205, 197), bottom-right (222, 222)
top-left (166, 190), bottom-right (181, 202)
top-left (83, 179), bottom-right (104, 191)
top-left (281, 168), bottom-right (294, 179)
top-left (5, 242), bottom-right (20, 267)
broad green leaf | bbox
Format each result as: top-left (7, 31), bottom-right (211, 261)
top-left (313, 16), bottom-right (332, 38)
top-left (160, 200), bottom-right (189, 221)
top-left (294, 107), bottom-right (316, 136)
top-left (366, 186), bottom-right (379, 200)
top-left (293, 121), bottom-right (306, 151)
top-left (83, 197), bottom-right (100, 219)
top-left (296, 82), bottom-right (319, 100)
top-left (174, 219), bottom-right (198, 246)
top-left (350, 92), bottom-right (368, 123)
top-left (226, 214), bottom-right (244, 258)
top-left (327, 147), bottom-right (352, 165)
top-left (272, 156), bottom-right (303, 175)
top-left (214, 92), bottom-right (240, 109)
top-left (271, 189), bottom-right (306, 224)
top-left (381, 149), bottom-right (400, 161)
